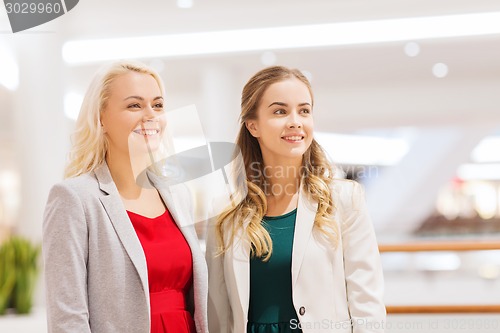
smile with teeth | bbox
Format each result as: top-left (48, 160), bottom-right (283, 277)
top-left (282, 135), bottom-right (304, 142)
top-left (133, 129), bottom-right (159, 136)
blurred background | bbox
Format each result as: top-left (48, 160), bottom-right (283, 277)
top-left (1, 0), bottom-right (500, 332)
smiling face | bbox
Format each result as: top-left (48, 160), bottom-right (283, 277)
top-left (100, 71), bottom-right (166, 159)
top-left (246, 77), bottom-right (314, 166)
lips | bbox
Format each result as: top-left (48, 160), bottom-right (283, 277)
top-left (133, 129), bottom-right (160, 136)
top-left (282, 135), bottom-right (304, 142)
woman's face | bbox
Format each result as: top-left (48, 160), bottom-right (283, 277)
top-left (246, 77), bottom-right (314, 165)
top-left (101, 71), bottom-right (166, 159)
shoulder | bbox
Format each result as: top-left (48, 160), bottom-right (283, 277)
top-left (330, 178), bottom-right (365, 212)
top-left (44, 171), bottom-right (108, 231)
top-left (50, 171), bottom-right (98, 192)
top-left (47, 171), bottom-right (100, 204)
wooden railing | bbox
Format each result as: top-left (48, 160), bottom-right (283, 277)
top-left (386, 305), bottom-right (500, 314)
top-left (385, 304), bottom-right (500, 314)
top-left (379, 241), bottom-right (500, 253)
top-left (379, 241), bottom-right (500, 314)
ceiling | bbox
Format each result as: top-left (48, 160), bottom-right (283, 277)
top-left (1, 0), bottom-right (500, 132)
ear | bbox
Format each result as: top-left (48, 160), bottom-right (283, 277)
top-left (245, 120), bottom-right (260, 138)
top-left (100, 121), bottom-right (107, 134)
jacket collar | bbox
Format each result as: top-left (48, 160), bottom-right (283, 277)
top-left (292, 187), bottom-right (317, 287)
top-left (93, 163), bottom-right (200, 312)
top-left (230, 185), bottom-right (318, 319)
top-left (94, 163), bottom-right (151, 317)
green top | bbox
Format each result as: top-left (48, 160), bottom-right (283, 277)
top-left (247, 208), bottom-right (302, 333)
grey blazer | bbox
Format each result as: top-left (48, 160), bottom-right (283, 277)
top-left (43, 163), bottom-right (209, 333)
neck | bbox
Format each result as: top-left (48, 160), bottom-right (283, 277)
top-left (261, 156), bottom-right (302, 200)
top-left (106, 149), bottom-right (153, 199)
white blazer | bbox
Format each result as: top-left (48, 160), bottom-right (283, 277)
top-left (206, 180), bottom-right (386, 333)
top-left (43, 164), bottom-right (209, 333)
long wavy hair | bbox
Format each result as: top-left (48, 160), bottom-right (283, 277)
top-left (217, 66), bottom-right (338, 260)
top-left (64, 60), bottom-right (165, 178)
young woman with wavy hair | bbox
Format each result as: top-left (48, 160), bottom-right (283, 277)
top-left (206, 66), bottom-right (385, 333)
top-left (43, 60), bottom-right (208, 333)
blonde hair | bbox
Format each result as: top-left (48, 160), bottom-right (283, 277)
top-left (64, 60), bottom-right (165, 178)
top-left (217, 66), bottom-right (337, 261)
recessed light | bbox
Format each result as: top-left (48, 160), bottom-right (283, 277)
top-left (404, 42), bottom-right (420, 57)
top-left (177, 0), bottom-right (193, 9)
top-left (432, 62), bottom-right (448, 78)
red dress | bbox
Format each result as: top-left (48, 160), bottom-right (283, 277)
top-left (127, 209), bottom-right (196, 333)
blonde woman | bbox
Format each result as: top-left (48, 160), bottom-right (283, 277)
top-left (206, 66), bottom-right (386, 333)
top-left (43, 60), bottom-right (208, 333)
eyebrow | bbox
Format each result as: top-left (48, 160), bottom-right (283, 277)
top-left (124, 96), bottom-right (163, 101)
top-left (268, 102), bottom-right (311, 107)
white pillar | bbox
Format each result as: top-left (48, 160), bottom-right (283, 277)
top-left (11, 31), bottom-right (69, 309)
top-left (12, 34), bottom-right (69, 242)
top-left (199, 65), bottom-right (240, 143)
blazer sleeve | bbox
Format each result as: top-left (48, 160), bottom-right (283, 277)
top-left (341, 181), bottom-right (386, 333)
top-left (43, 183), bottom-right (91, 333)
top-left (205, 217), bottom-right (233, 333)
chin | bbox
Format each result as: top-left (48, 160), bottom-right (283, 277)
top-left (289, 146), bottom-right (309, 156)
top-left (129, 140), bottom-right (162, 157)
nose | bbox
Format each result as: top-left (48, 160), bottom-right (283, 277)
top-left (142, 105), bottom-right (157, 122)
top-left (287, 111), bottom-right (302, 129)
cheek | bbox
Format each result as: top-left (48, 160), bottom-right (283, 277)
top-left (260, 123), bottom-right (281, 141)
top-left (106, 118), bottom-right (136, 141)
top-left (160, 117), bottom-right (167, 131)
top-left (305, 118), bottom-right (314, 131)
top-left (262, 118), bottom-right (283, 132)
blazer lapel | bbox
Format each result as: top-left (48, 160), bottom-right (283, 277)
top-left (291, 186), bottom-right (317, 287)
top-left (224, 188), bottom-right (317, 321)
top-left (146, 171), bottom-right (194, 233)
top-left (153, 181), bottom-right (201, 252)
top-left (94, 164), bottom-right (150, 301)
top-left (230, 226), bottom-right (251, 320)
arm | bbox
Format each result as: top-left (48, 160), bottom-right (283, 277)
top-left (205, 217), bottom-right (233, 333)
top-left (341, 181), bottom-right (386, 333)
top-left (43, 183), bottom-right (91, 332)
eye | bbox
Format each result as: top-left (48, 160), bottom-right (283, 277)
top-left (153, 102), bottom-right (164, 110)
top-left (273, 109), bottom-right (286, 115)
top-left (300, 108), bottom-right (311, 114)
top-left (127, 103), bottom-right (141, 109)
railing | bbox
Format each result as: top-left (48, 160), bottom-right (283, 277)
top-left (379, 241), bottom-right (500, 314)
top-left (386, 305), bottom-right (500, 314)
top-left (379, 241), bottom-right (500, 253)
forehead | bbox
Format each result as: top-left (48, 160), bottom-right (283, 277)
top-left (108, 71), bottom-right (161, 98)
top-left (261, 78), bottom-right (311, 104)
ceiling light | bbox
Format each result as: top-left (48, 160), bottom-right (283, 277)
top-left (432, 62), bottom-right (449, 78)
top-left (63, 11), bottom-right (500, 65)
top-left (471, 136), bottom-right (500, 163)
top-left (314, 132), bottom-right (410, 166)
top-left (404, 41), bottom-right (420, 57)
top-left (457, 163), bottom-right (500, 180)
top-left (177, 0), bottom-right (193, 9)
